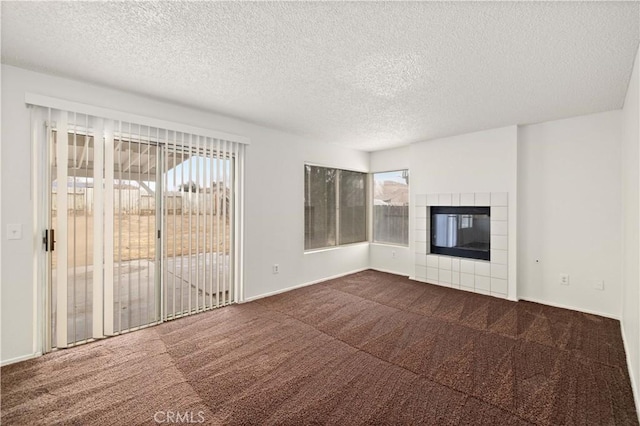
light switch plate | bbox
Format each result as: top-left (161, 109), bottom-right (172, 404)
top-left (7, 224), bottom-right (22, 240)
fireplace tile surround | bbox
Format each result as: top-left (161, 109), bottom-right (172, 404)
top-left (414, 192), bottom-right (509, 299)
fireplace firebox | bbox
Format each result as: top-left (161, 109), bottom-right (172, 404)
top-left (430, 206), bottom-right (490, 260)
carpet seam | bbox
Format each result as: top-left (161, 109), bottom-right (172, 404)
top-left (152, 328), bottom-right (216, 422)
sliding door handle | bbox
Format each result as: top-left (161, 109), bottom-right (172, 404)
top-left (49, 229), bottom-right (56, 252)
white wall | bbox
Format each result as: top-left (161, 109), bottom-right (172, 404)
top-left (1, 66), bottom-right (34, 363)
top-left (517, 111), bottom-right (622, 318)
top-left (369, 145), bottom-right (412, 276)
top-left (0, 65), bottom-right (370, 364)
top-left (370, 114), bottom-right (624, 316)
top-left (243, 135), bottom-right (370, 301)
top-left (621, 46), bottom-right (640, 408)
top-left (409, 126), bottom-right (519, 299)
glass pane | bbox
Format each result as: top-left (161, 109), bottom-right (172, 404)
top-left (373, 170), bottom-right (409, 245)
top-left (304, 165), bottom-right (336, 250)
top-left (50, 131), bottom-right (57, 346)
top-left (338, 170), bottom-right (367, 245)
top-left (163, 146), bottom-right (232, 317)
top-left (51, 129), bottom-right (95, 346)
top-left (113, 136), bottom-right (159, 332)
top-left (70, 133), bottom-right (93, 344)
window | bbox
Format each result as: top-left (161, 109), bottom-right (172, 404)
top-left (373, 170), bottom-right (409, 245)
top-left (305, 165), bottom-right (367, 250)
top-left (339, 170), bottom-right (367, 244)
top-left (304, 166), bottom-right (337, 249)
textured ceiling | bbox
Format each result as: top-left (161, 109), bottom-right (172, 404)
top-left (2, 1), bottom-right (639, 151)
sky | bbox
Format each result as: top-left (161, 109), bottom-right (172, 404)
top-left (55, 155), bottom-right (232, 192)
top-left (166, 155), bottom-right (232, 191)
top-left (373, 170), bottom-right (408, 184)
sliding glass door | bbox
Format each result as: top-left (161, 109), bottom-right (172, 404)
top-left (111, 135), bottom-right (162, 334)
top-left (49, 120), bottom-right (99, 346)
top-left (48, 117), bottom-right (163, 348)
top-left (39, 107), bottom-right (242, 351)
top-left (163, 139), bottom-right (234, 320)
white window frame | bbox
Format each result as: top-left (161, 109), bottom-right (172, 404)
top-left (304, 163), bottom-right (369, 252)
top-left (370, 169), bottom-right (410, 247)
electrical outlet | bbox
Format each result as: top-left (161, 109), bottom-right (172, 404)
top-left (272, 264), bottom-right (279, 274)
top-left (392, 251), bottom-right (396, 259)
top-left (559, 273), bottom-right (569, 286)
top-left (589, 279), bottom-right (604, 291)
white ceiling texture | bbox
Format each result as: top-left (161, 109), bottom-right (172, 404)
top-left (2, 1), bottom-right (639, 151)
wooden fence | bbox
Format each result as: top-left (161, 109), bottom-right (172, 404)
top-left (52, 190), bottom-right (229, 216)
top-left (373, 205), bottom-right (409, 244)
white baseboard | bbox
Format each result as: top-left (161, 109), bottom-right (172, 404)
top-left (370, 267), bottom-right (409, 277)
top-left (518, 297), bottom-right (620, 320)
top-left (242, 268), bottom-right (370, 303)
top-left (1, 352), bottom-right (41, 367)
top-left (621, 321), bottom-right (640, 420)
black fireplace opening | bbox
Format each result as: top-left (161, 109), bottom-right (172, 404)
top-left (430, 206), bottom-right (490, 261)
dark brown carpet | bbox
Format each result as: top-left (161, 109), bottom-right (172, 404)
top-left (1, 270), bottom-right (637, 425)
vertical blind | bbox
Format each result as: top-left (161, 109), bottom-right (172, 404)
top-left (304, 165), bottom-right (367, 250)
top-left (29, 97), bottom-right (247, 350)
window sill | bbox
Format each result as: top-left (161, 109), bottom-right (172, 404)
top-left (370, 242), bottom-right (409, 248)
top-left (304, 241), bottom-right (369, 254)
